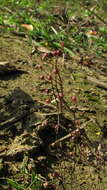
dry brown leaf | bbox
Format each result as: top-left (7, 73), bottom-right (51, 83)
top-left (21, 24), bottom-right (33, 31)
top-left (37, 46), bottom-right (51, 53)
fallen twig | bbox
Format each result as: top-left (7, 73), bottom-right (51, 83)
top-left (50, 128), bottom-right (92, 147)
top-left (87, 76), bottom-right (107, 90)
top-left (80, 1), bottom-right (107, 25)
top-left (50, 119), bottom-right (93, 147)
top-left (0, 109), bottom-right (35, 130)
top-left (50, 132), bottom-right (72, 147)
top-left (0, 6), bottom-right (13, 14)
top-left (0, 109), bottom-right (59, 130)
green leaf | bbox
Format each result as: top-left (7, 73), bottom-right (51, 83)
top-left (64, 47), bottom-right (75, 57)
top-left (7, 179), bottom-right (24, 190)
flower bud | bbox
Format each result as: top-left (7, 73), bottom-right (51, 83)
top-left (39, 75), bottom-right (45, 80)
top-left (45, 98), bottom-right (51, 104)
top-left (71, 95), bottom-right (77, 103)
top-left (44, 89), bottom-right (50, 94)
top-left (60, 41), bottom-right (65, 47)
top-left (57, 93), bottom-right (64, 99)
top-left (47, 75), bottom-right (52, 80)
top-left (53, 68), bottom-right (59, 74)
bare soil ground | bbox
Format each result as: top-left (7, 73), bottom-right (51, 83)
top-left (0, 15), bottom-right (107, 190)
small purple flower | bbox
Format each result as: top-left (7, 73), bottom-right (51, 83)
top-left (52, 172), bottom-right (60, 178)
